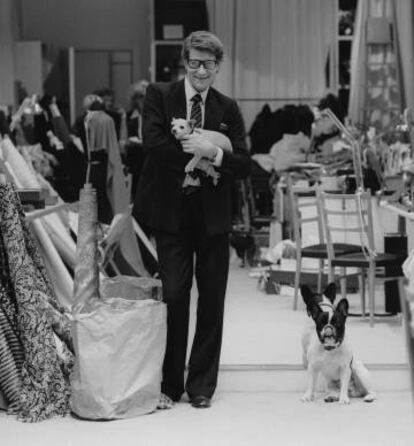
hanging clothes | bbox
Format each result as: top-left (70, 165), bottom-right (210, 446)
top-left (0, 183), bottom-right (73, 422)
top-left (85, 111), bottom-right (149, 277)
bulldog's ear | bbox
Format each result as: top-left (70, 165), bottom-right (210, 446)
top-left (301, 285), bottom-right (318, 317)
top-left (324, 282), bottom-right (337, 304)
top-left (308, 301), bottom-right (322, 321)
top-left (336, 298), bottom-right (349, 317)
top-left (300, 285), bottom-right (314, 306)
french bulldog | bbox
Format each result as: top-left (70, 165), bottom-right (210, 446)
top-left (301, 283), bottom-right (376, 404)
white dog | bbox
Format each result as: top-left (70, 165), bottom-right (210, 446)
top-left (170, 117), bottom-right (232, 187)
top-left (301, 283), bottom-right (376, 404)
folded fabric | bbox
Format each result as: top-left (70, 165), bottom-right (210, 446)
top-left (269, 133), bottom-right (310, 173)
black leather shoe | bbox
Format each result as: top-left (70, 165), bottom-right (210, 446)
top-left (190, 396), bottom-right (211, 409)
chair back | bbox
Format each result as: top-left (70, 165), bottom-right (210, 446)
top-left (317, 189), bottom-right (376, 261)
top-left (287, 175), bottom-right (323, 248)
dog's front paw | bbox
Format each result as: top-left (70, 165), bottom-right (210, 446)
top-left (324, 394), bottom-right (339, 403)
top-left (363, 393), bottom-right (375, 403)
top-left (339, 396), bottom-right (350, 405)
top-left (301, 392), bottom-right (314, 402)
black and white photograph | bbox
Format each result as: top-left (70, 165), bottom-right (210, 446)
top-left (0, 0), bottom-right (413, 445)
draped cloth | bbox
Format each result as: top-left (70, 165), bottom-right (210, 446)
top-left (0, 183), bottom-right (73, 422)
top-left (86, 111), bottom-right (148, 277)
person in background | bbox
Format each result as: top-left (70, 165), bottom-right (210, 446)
top-left (134, 30), bottom-right (250, 410)
top-left (124, 79), bottom-right (149, 200)
top-left (72, 94), bottom-right (104, 151)
top-left (93, 87), bottom-right (124, 141)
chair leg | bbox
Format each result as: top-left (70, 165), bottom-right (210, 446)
top-left (340, 267), bottom-right (346, 301)
top-left (317, 259), bottom-right (324, 293)
top-left (368, 265), bottom-right (376, 327)
top-left (397, 277), bottom-right (406, 327)
top-left (293, 254), bottom-right (302, 311)
top-left (358, 269), bottom-right (366, 318)
top-left (328, 262), bottom-right (334, 284)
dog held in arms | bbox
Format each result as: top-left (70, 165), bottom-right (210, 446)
top-left (170, 117), bottom-right (232, 187)
top-left (301, 283), bottom-right (376, 404)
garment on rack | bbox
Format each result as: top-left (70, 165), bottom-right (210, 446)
top-left (86, 111), bottom-right (148, 276)
top-left (0, 183), bottom-right (73, 422)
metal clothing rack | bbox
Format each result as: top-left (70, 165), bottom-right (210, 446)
top-left (320, 108), bottom-right (364, 192)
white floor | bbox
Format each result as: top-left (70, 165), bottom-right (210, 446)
top-left (1, 255), bottom-right (413, 446)
top-left (2, 391), bottom-right (413, 446)
top-left (198, 257), bottom-right (407, 366)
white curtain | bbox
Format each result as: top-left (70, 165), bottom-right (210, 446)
top-left (207, 0), bottom-right (336, 130)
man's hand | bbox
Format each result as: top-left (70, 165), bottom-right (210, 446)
top-left (181, 130), bottom-right (218, 159)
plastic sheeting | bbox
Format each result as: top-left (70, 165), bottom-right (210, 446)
top-left (70, 185), bottom-right (166, 420)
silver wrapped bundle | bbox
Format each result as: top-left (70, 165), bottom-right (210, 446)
top-left (72, 184), bottom-right (100, 314)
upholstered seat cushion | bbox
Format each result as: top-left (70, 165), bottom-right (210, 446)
top-left (302, 243), bottom-right (361, 259)
top-left (332, 252), bottom-right (406, 268)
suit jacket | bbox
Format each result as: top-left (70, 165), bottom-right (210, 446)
top-left (134, 80), bottom-right (250, 235)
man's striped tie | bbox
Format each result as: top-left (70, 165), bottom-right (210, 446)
top-left (190, 94), bottom-right (203, 128)
top-left (183, 93), bottom-right (203, 194)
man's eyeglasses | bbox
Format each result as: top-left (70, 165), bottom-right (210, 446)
top-left (187, 59), bottom-right (218, 70)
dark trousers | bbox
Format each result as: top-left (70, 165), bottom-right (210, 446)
top-left (155, 193), bottom-right (229, 401)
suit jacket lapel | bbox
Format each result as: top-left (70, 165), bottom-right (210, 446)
top-left (167, 80), bottom-right (186, 124)
top-left (204, 88), bottom-right (222, 131)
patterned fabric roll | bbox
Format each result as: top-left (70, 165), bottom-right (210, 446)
top-left (0, 183), bottom-right (73, 422)
top-left (0, 308), bottom-right (23, 408)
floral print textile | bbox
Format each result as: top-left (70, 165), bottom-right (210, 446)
top-left (0, 183), bottom-right (73, 422)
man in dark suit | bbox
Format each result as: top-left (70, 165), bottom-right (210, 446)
top-left (134, 31), bottom-right (250, 409)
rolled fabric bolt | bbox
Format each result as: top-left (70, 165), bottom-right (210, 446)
top-left (73, 184), bottom-right (100, 314)
top-left (42, 215), bottom-right (77, 268)
top-left (0, 137), bottom-right (40, 188)
top-left (31, 220), bottom-right (73, 310)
